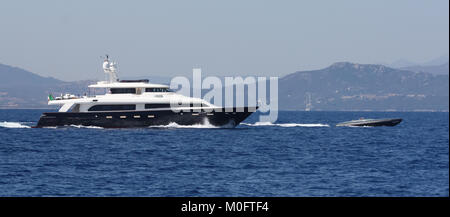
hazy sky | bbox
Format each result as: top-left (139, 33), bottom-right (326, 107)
top-left (0, 0), bottom-right (448, 81)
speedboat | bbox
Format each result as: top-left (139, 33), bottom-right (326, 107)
top-left (336, 118), bottom-right (402, 127)
top-left (35, 56), bottom-right (257, 128)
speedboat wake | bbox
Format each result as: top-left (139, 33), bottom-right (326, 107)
top-left (240, 122), bottom-right (330, 127)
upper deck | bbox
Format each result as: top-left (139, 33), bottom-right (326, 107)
top-left (88, 80), bottom-right (169, 89)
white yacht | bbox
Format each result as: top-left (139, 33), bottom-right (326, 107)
top-left (35, 56), bottom-right (257, 128)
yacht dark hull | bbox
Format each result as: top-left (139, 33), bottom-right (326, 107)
top-left (35, 107), bottom-right (257, 128)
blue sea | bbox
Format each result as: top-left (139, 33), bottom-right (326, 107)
top-left (0, 109), bottom-right (448, 196)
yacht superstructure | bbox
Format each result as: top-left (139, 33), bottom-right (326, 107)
top-left (35, 56), bottom-right (257, 128)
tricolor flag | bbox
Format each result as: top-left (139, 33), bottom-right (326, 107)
top-left (48, 94), bottom-right (55, 101)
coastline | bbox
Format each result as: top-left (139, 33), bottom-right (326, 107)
top-left (0, 108), bottom-right (448, 112)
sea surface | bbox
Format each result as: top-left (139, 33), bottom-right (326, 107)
top-left (0, 109), bottom-right (448, 196)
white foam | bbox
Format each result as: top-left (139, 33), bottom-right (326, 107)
top-left (149, 122), bottom-right (218, 129)
top-left (69, 125), bottom-right (104, 129)
top-left (148, 118), bottom-right (235, 129)
top-left (0, 121), bottom-right (31, 128)
top-left (240, 122), bottom-right (329, 127)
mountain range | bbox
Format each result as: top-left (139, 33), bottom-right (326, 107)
top-left (400, 62), bottom-right (449, 75)
top-left (279, 62), bottom-right (448, 111)
top-left (0, 64), bottom-right (95, 108)
top-left (0, 61), bottom-right (448, 111)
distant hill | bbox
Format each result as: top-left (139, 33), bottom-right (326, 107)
top-left (400, 62), bottom-right (449, 75)
top-left (422, 54), bottom-right (449, 66)
top-left (279, 62), bottom-right (449, 111)
top-left (0, 62), bottom-right (449, 111)
top-left (386, 55), bottom-right (449, 68)
top-left (0, 64), bottom-right (62, 87)
top-left (0, 63), bottom-right (96, 108)
top-left (388, 59), bottom-right (418, 68)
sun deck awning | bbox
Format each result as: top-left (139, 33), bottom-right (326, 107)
top-left (88, 81), bottom-right (169, 89)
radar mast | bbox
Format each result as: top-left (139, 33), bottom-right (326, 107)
top-left (102, 55), bottom-right (119, 83)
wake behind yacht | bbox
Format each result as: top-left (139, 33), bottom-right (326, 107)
top-left (35, 56), bottom-right (257, 128)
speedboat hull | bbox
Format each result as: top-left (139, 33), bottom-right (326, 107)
top-left (35, 107), bottom-right (257, 128)
top-left (336, 118), bottom-right (402, 127)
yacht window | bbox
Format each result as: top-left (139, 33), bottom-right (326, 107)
top-left (88, 104), bottom-right (136, 111)
top-left (145, 88), bottom-right (170, 92)
top-left (110, 88), bottom-right (136, 94)
top-left (190, 103), bottom-right (209, 108)
top-left (144, 103), bottom-right (208, 109)
top-left (145, 103), bottom-right (171, 109)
